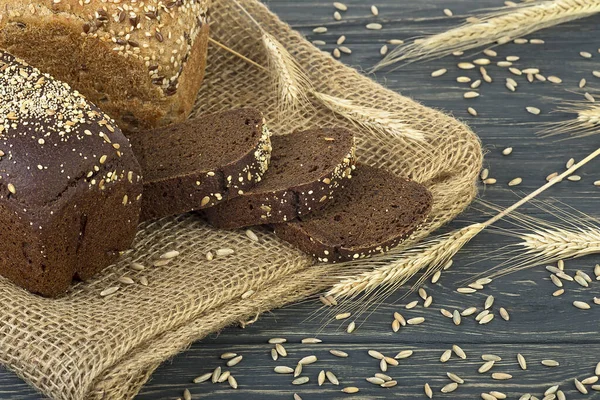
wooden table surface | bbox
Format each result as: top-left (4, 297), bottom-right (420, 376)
top-left (3, 0), bottom-right (600, 399)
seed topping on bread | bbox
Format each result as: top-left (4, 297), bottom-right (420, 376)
top-left (16, 0), bottom-right (211, 96)
top-left (0, 51), bottom-right (141, 210)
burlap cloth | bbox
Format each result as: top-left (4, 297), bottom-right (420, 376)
top-left (0, 0), bottom-right (482, 399)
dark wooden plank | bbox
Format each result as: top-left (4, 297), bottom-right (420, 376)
top-left (2, 0), bottom-right (600, 398)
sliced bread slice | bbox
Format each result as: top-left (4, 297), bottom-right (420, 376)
top-left (128, 108), bottom-right (272, 221)
top-left (204, 128), bottom-right (356, 229)
top-left (274, 165), bottom-right (433, 263)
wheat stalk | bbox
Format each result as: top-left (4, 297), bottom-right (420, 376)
top-left (541, 102), bottom-right (600, 137)
top-left (327, 147), bottom-right (600, 300)
top-left (311, 91), bottom-right (426, 142)
top-left (374, 0), bottom-right (600, 70)
top-left (327, 224), bottom-right (485, 299)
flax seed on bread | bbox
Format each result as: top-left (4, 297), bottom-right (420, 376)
top-left (274, 165), bottom-right (433, 262)
top-left (0, 0), bottom-right (210, 132)
top-left (128, 108), bottom-right (272, 221)
top-left (204, 128), bottom-right (356, 229)
top-left (0, 51), bottom-right (143, 296)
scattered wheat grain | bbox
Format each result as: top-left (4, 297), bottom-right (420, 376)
top-left (431, 68), bottom-right (447, 77)
top-left (367, 377), bottom-right (385, 385)
top-left (541, 359), bottom-right (560, 366)
top-left (193, 373), bottom-right (212, 384)
top-left (441, 349), bottom-right (452, 362)
top-left (479, 360), bottom-right (495, 373)
top-left (509, 68), bottom-right (522, 76)
top-left (575, 378), bottom-right (588, 394)
top-left (326, 371), bottom-right (340, 385)
top-left (462, 307), bottom-right (477, 316)
top-left (302, 338), bottom-right (322, 344)
top-left (442, 382), bottom-right (459, 393)
top-left (453, 344), bottom-right (467, 359)
top-left (447, 372), bottom-right (464, 384)
top-left (425, 383), bottom-right (433, 398)
top-left (476, 310), bottom-right (490, 321)
top-left (336, 312), bottom-right (352, 320)
top-left (548, 75), bottom-right (562, 83)
top-left (479, 314), bottom-right (495, 324)
top-left (100, 286), bottom-right (119, 297)
top-left (333, 2), bottom-right (347, 11)
top-left (482, 354), bottom-right (501, 361)
top-left (458, 62), bottom-right (476, 70)
top-left (293, 377), bottom-right (310, 385)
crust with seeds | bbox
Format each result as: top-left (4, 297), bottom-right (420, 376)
top-left (204, 128), bottom-right (356, 229)
top-left (0, 51), bottom-right (143, 297)
top-left (128, 108), bottom-right (272, 221)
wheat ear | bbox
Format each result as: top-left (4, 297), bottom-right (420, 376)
top-left (474, 198), bottom-right (600, 279)
top-left (328, 146), bottom-right (600, 300)
top-left (541, 102), bottom-right (600, 137)
top-left (327, 224), bottom-right (485, 299)
top-left (311, 91), bottom-right (426, 142)
top-left (262, 32), bottom-right (313, 113)
top-left (374, 0), bottom-right (600, 70)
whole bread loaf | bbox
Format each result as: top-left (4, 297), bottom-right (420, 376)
top-left (0, 51), bottom-right (143, 297)
top-left (0, 0), bottom-right (210, 132)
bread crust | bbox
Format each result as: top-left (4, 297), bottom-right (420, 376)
top-left (0, 51), bottom-right (143, 297)
top-left (130, 109), bottom-right (272, 221)
top-left (204, 128), bottom-right (356, 229)
top-left (274, 166), bottom-right (433, 263)
top-left (0, 0), bottom-right (210, 132)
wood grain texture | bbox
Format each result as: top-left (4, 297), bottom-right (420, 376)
top-left (3, 0), bottom-right (600, 398)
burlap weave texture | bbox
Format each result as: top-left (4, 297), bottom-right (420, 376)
top-left (0, 0), bottom-right (482, 398)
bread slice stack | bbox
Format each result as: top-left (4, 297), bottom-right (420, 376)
top-left (131, 111), bottom-right (433, 263)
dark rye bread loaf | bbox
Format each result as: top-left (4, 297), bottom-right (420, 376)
top-left (128, 108), bottom-right (272, 221)
top-left (274, 165), bottom-right (433, 263)
top-left (0, 51), bottom-right (143, 297)
top-left (204, 128), bottom-right (356, 229)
